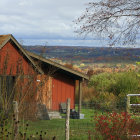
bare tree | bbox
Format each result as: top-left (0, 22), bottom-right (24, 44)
top-left (75, 0), bottom-right (140, 46)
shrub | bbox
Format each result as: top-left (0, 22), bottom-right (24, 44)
top-left (91, 92), bottom-right (117, 111)
top-left (89, 73), bottom-right (117, 93)
top-left (111, 72), bottom-right (140, 109)
top-left (110, 72), bottom-right (140, 96)
top-left (88, 72), bottom-right (140, 110)
top-left (82, 87), bottom-right (97, 103)
top-left (95, 112), bottom-right (135, 140)
top-left (88, 73), bottom-right (118, 110)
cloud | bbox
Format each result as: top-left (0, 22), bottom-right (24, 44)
top-left (0, 0), bottom-right (90, 42)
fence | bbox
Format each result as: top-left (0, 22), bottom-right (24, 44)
top-left (0, 81), bottom-right (140, 140)
top-left (11, 100), bottom-right (139, 140)
top-left (126, 94), bottom-right (140, 139)
top-left (127, 94), bottom-right (140, 114)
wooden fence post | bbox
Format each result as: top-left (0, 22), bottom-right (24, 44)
top-left (126, 95), bottom-right (130, 114)
top-left (13, 101), bottom-right (19, 140)
top-left (65, 98), bottom-right (70, 140)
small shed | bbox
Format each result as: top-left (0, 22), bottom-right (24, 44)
top-left (27, 51), bottom-right (89, 113)
top-left (0, 34), bottom-right (89, 116)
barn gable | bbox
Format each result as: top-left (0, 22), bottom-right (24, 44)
top-left (0, 34), bottom-right (43, 75)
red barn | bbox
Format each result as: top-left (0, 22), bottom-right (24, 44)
top-left (0, 34), bottom-right (89, 118)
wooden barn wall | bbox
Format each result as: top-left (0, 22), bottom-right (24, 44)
top-left (52, 73), bottom-right (75, 111)
top-left (0, 75), bottom-right (37, 103)
top-left (0, 41), bottom-right (34, 75)
top-left (36, 75), bottom-right (52, 110)
top-left (14, 75), bottom-right (37, 102)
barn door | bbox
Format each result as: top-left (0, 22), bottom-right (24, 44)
top-left (52, 76), bottom-right (75, 111)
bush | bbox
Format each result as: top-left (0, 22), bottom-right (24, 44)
top-left (89, 73), bottom-right (117, 93)
top-left (82, 87), bottom-right (97, 103)
top-left (110, 72), bottom-right (140, 96)
top-left (95, 112), bottom-right (135, 140)
top-left (88, 72), bottom-right (140, 110)
top-left (111, 72), bottom-right (140, 109)
top-left (91, 92), bottom-right (117, 111)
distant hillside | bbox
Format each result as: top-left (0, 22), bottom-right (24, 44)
top-left (23, 45), bottom-right (140, 63)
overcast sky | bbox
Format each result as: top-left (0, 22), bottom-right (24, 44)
top-left (1, 0), bottom-right (140, 47)
top-left (0, 0), bottom-right (103, 46)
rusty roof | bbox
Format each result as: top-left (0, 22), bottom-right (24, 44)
top-left (0, 34), bottom-right (11, 47)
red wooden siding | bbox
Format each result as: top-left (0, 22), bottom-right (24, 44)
top-left (0, 41), bottom-right (38, 107)
top-left (0, 42), bottom-right (34, 75)
top-left (52, 76), bottom-right (75, 110)
top-left (14, 76), bottom-right (37, 101)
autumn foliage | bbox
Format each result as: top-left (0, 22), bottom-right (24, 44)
top-left (95, 112), bottom-right (139, 140)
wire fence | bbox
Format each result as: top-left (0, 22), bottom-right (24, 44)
top-left (17, 101), bottom-right (140, 140)
top-left (0, 100), bottom-right (140, 140)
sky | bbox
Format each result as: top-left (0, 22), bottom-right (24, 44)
top-left (0, 0), bottom-right (140, 47)
top-left (0, 0), bottom-right (102, 46)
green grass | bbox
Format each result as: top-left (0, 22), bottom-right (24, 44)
top-left (0, 107), bottom-right (97, 140)
top-left (1, 107), bottom-right (139, 140)
top-left (24, 108), bottom-right (96, 140)
top-left (9, 107), bottom-right (94, 140)
top-left (23, 119), bottom-right (95, 140)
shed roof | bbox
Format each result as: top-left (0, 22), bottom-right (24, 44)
top-left (0, 34), bottom-right (44, 74)
top-left (0, 34), bottom-right (11, 46)
top-left (27, 51), bottom-right (89, 80)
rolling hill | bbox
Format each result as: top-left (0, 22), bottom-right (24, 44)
top-left (23, 45), bottom-right (140, 64)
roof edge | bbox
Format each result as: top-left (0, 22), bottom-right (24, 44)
top-left (0, 34), bottom-right (12, 49)
top-left (27, 51), bottom-right (89, 80)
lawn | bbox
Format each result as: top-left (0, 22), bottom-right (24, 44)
top-left (23, 107), bottom-right (96, 140)
top-left (1, 107), bottom-right (139, 140)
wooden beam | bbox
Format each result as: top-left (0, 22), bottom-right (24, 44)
top-left (78, 79), bottom-right (82, 118)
